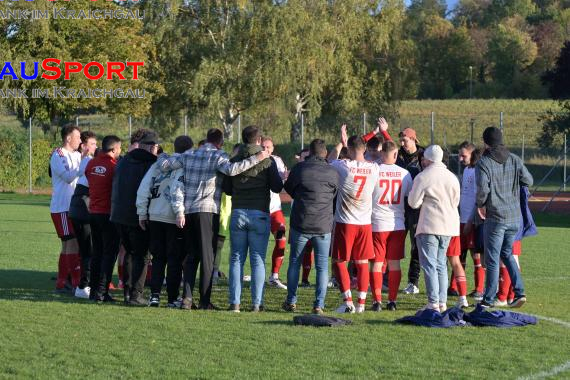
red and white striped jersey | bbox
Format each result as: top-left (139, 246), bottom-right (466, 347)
top-left (49, 147), bottom-right (81, 213)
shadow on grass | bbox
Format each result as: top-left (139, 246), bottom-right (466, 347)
top-left (253, 319), bottom-right (295, 326)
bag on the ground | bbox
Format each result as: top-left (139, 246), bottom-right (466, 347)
top-left (293, 314), bottom-right (352, 327)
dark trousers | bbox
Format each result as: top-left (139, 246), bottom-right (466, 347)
top-left (149, 221), bottom-right (185, 303)
top-left (70, 218), bottom-right (92, 289)
top-left (90, 214), bottom-right (120, 298)
top-left (183, 212), bottom-right (220, 306)
top-left (118, 224), bottom-right (150, 300)
top-left (407, 223), bottom-right (421, 286)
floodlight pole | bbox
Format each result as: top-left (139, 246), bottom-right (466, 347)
top-left (29, 117), bottom-right (32, 194)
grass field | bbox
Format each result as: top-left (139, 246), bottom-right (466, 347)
top-left (1, 193), bottom-right (569, 379)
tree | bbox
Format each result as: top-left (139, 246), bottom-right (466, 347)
top-left (538, 100), bottom-right (570, 148)
top-left (542, 41), bottom-right (570, 99)
top-left (0, 0), bottom-right (160, 134)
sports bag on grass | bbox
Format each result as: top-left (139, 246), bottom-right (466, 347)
top-left (293, 314), bottom-right (352, 327)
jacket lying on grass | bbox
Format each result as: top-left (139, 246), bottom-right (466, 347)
top-left (396, 305), bottom-right (538, 328)
top-left (293, 314), bottom-right (352, 327)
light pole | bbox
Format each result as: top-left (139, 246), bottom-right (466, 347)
top-left (469, 66), bottom-right (473, 99)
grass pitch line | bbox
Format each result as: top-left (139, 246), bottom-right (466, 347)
top-left (516, 314), bottom-right (570, 380)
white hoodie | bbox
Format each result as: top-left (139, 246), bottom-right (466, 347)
top-left (136, 153), bottom-right (184, 224)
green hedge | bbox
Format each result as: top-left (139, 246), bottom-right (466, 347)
top-left (0, 138), bottom-right (54, 190)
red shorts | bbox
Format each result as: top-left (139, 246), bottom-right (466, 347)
top-left (331, 223), bottom-right (374, 261)
top-left (512, 240), bottom-right (521, 256)
top-left (270, 210), bottom-right (286, 235)
top-left (460, 223), bottom-right (475, 250)
top-left (372, 230), bottom-right (407, 262)
top-left (51, 212), bottom-right (75, 240)
top-left (446, 236), bottom-right (461, 257)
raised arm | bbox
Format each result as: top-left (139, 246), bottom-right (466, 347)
top-left (327, 124), bottom-right (348, 161)
top-left (362, 117), bottom-right (392, 143)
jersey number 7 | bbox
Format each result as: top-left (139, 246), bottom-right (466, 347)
top-left (378, 179), bottom-right (402, 205)
top-left (353, 175), bottom-right (367, 199)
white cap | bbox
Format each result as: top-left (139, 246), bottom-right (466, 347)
top-left (424, 145), bottom-right (443, 163)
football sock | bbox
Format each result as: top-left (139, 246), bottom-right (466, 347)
top-left (497, 266), bottom-right (511, 302)
top-left (56, 252), bottom-right (67, 289)
top-left (473, 257), bottom-right (485, 293)
top-left (69, 252), bottom-right (81, 288)
top-left (271, 237), bottom-right (286, 275)
top-left (355, 263), bottom-right (369, 305)
top-left (388, 269), bottom-right (402, 302)
top-left (335, 262), bottom-right (351, 302)
top-left (455, 274), bottom-right (467, 297)
top-left (449, 270), bottom-right (459, 293)
top-left (370, 270), bottom-right (383, 302)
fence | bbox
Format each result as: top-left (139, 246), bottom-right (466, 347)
top-left (1, 110), bottom-right (567, 192)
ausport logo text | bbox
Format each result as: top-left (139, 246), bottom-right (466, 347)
top-left (0, 60), bottom-right (144, 80)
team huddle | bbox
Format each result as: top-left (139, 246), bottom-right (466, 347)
top-left (49, 117), bottom-right (533, 314)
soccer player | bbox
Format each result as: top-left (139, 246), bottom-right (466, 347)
top-left (262, 136), bottom-right (289, 290)
top-left (69, 131), bottom-right (97, 299)
top-left (397, 128), bottom-right (425, 296)
top-left (137, 135), bottom-right (193, 307)
top-left (328, 125), bottom-right (379, 313)
top-left (49, 125), bottom-right (82, 294)
top-left (454, 142), bottom-right (485, 300)
top-left (86, 135), bottom-right (122, 302)
top-left (370, 141), bottom-right (413, 311)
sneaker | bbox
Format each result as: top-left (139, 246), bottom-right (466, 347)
top-left (478, 300), bottom-right (493, 309)
top-left (149, 294), bottom-right (160, 307)
top-left (455, 297), bottom-right (469, 309)
top-left (312, 307), bottom-right (324, 315)
top-left (228, 304), bottom-right (241, 313)
top-left (509, 295), bottom-right (526, 308)
top-left (494, 299), bottom-right (508, 307)
top-left (74, 286), bottom-right (90, 299)
top-left (387, 301), bottom-right (397, 311)
top-left (199, 303), bottom-right (220, 311)
top-left (282, 302), bottom-right (297, 312)
top-left (180, 297), bottom-right (194, 310)
top-left (335, 302), bottom-right (356, 314)
top-left (243, 275), bottom-right (251, 282)
top-left (447, 288), bottom-right (459, 297)
top-left (470, 291), bottom-right (484, 301)
top-left (166, 302), bottom-right (180, 308)
top-left (301, 280), bottom-right (311, 288)
top-left (250, 304), bottom-right (265, 312)
top-left (371, 301), bottom-right (382, 312)
top-left (128, 296), bottom-right (146, 306)
top-left (327, 278), bottom-right (338, 288)
top-left (355, 304), bottom-right (365, 313)
top-left (419, 303), bottom-right (440, 312)
top-left (403, 283), bottom-right (419, 295)
top-left (268, 277), bottom-right (287, 290)
top-left (439, 303), bottom-right (447, 312)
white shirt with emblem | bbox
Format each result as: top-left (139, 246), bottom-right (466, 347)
top-left (49, 147), bottom-right (81, 213)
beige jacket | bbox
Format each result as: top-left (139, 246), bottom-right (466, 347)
top-left (408, 162), bottom-right (460, 237)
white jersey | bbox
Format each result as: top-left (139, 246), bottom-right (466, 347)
top-left (372, 164), bottom-right (412, 232)
top-left (49, 147), bottom-right (81, 213)
top-left (76, 156), bottom-right (92, 187)
top-left (331, 159), bottom-right (379, 225)
top-left (269, 155), bottom-right (287, 213)
top-left (459, 166), bottom-right (477, 224)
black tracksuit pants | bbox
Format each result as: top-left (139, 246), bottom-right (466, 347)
top-left (90, 213), bottom-right (120, 298)
top-left (149, 221), bottom-right (185, 303)
top-left (117, 224), bottom-right (150, 301)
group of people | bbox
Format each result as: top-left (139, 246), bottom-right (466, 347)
top-left (49, 117), bottom-right (533, 314)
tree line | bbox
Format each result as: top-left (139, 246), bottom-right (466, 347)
top-left (1, 0), bottom-right (569, 145)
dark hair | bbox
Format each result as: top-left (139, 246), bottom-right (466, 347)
top-left (174, 136), bottom-right (194, 154)
top-left (80, 131), bottom-right (96, 144)
top-left (198, 139), bottom-right (206, 147)
top-left (130, 128), bottom-right (150, 144)
top-left (61, 125), bottom-right (80, 142)
top-left (157, 146), bottom-right (164, 155)
top-left (458, 141), bottom-right (481, 168)
top-left (442, 148), bottom-right (450, 167)
top-left (242, 125), bottom-right (260, 144)
top-left (206, 129), bottom-right (223, 145)
top-left (382, 140), bottom-right (398, 153)
top-left (366, 136), bottom-right (381, 151)
top-left (309, 139), bottom-right (327, 158)
top-left (339, 147), bottom-right (349, 160)
top-left (347, 135), bottom-right (366, 151)
top-left (459, 141), bottom-right (476, 151)
top-left (101, 135), bottom-right (121, 153)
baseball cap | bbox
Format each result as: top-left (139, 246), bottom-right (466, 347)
top-left (139, 131), bottom-right (160, 145)
top-left (399, 128), bottom-right (419, 144)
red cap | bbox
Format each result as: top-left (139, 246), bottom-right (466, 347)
top-left (399, 128), bottom-right (419, 144)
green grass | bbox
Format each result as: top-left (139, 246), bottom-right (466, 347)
top-left (1, 194), bottom-right (570, 379)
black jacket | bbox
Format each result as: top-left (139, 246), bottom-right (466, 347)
top-left (69, 184), bottom-right (90, 223)
top-left (222, 144), bottom-right (283, 213)
top-left (110, 149), bottom-right (157, 227)
top-left (284, 156), bottom-right (339, 234)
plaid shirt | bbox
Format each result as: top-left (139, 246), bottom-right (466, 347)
top-left (157, 143), bottom-right (260, 214)
top-left (476, 152), bottom-right (533, 225)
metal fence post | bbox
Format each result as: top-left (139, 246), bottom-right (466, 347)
top-left (565, 133), bottom-right (567, 192)
top-left (238, 114), bottom-right (241, 143)
top-left (363, 112), bottom-right (366, 135)
top-left (76, 116), bottom-right (79, 127)
top-left (184, 114), bottom-right (188, 136)
top-left (522, 135), bottom-right (525, 164)
top-left (301, 113), bottom-right (304, 150)
top-left (29, 117), bottom-right (32, 194)
top-left (129, 115), bottom-right (132, 138)
top-left (430, 112), bottom-right (435, 145)
top-left (470, 119), bottom-right (474, 143)
top-left (499, 112), bottom-right (504, 132)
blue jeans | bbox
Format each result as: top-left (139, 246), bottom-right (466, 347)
top-left (417, 234), bottom-right (451, 305)
top-left (286, 228), bottom-right (331, 309)
top-left (228, 209), bottom-right (270, 306)
top-left (483, 221), bottom-right (525, 304)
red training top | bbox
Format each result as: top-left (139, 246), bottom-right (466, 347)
top-left (85, 154), bottom-right (117, 214)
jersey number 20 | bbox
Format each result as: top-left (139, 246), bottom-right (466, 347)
top-left (378, 179), bottom-right (402, 205)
